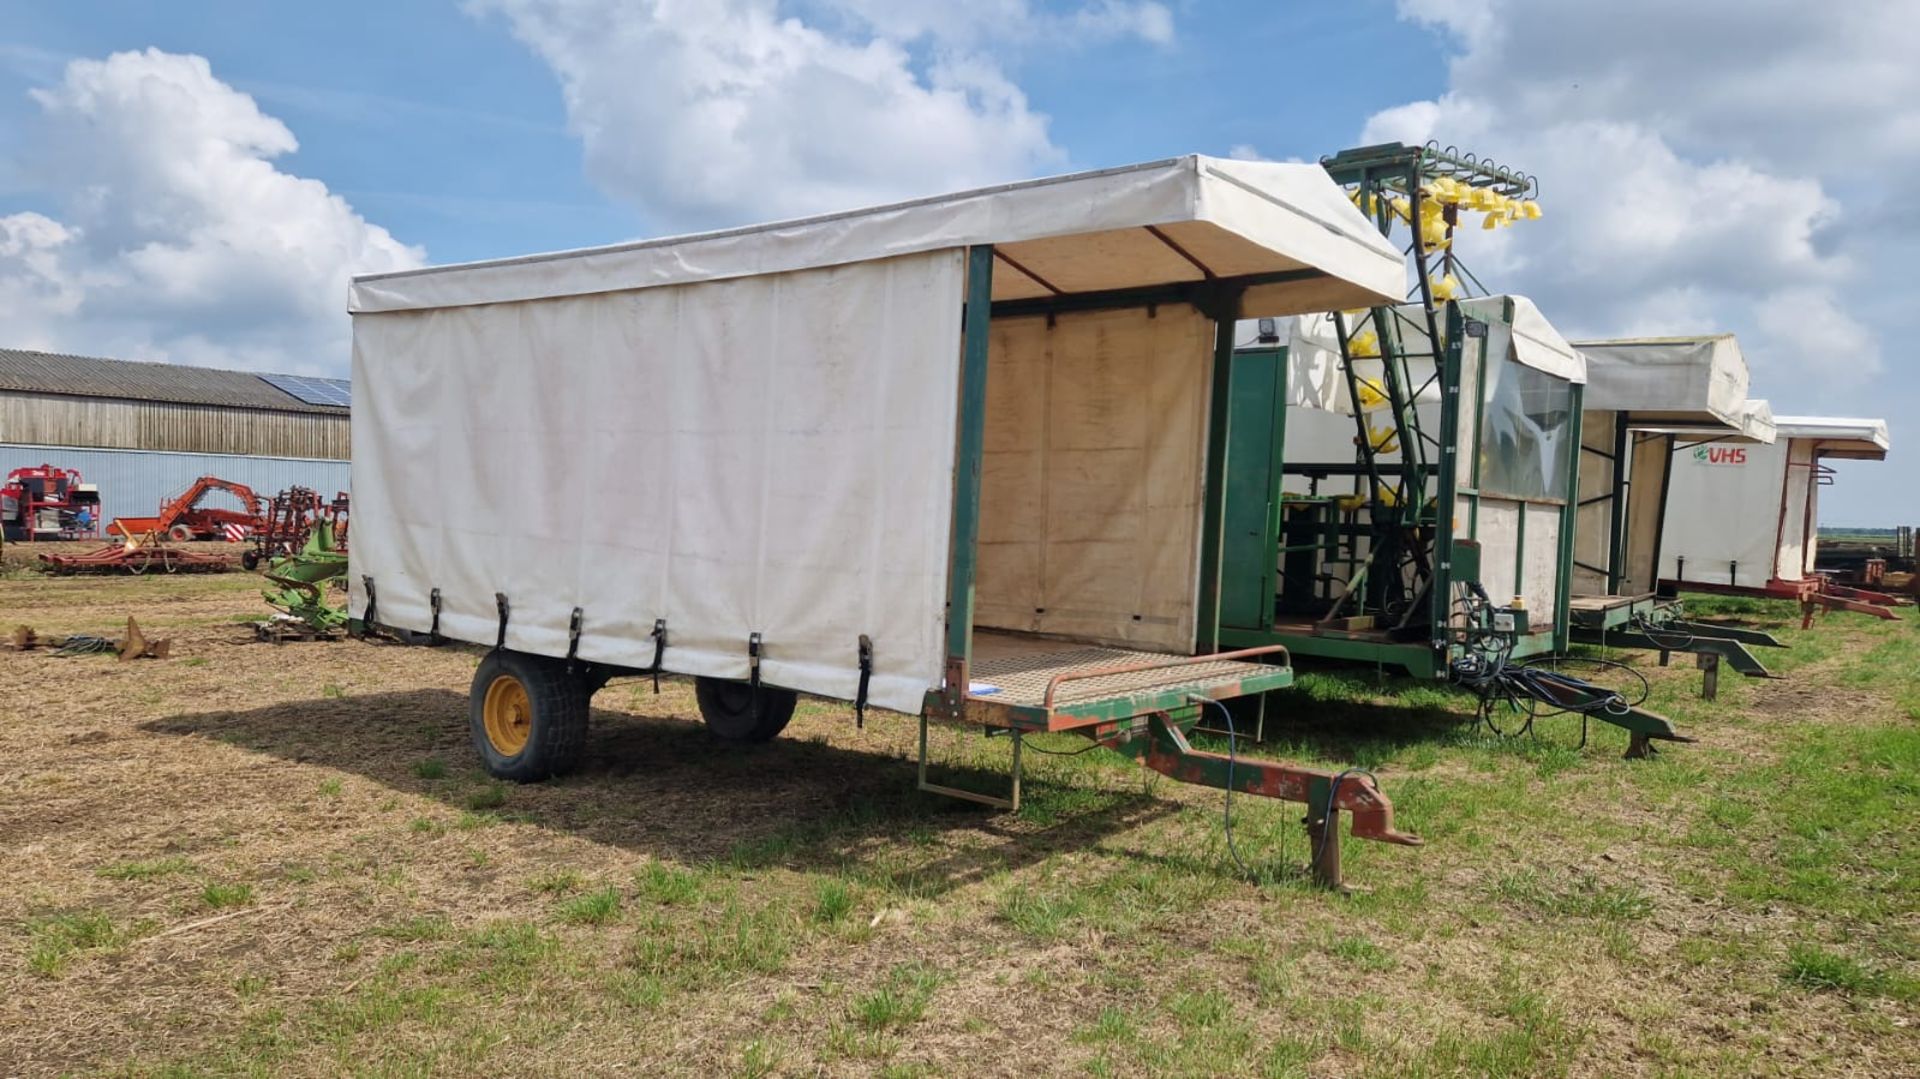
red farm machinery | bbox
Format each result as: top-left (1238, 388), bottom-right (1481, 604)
top-left (242, 487), bottom-right (349, 570)
top-left (2, 464), bottom-right (102, 541)
top-left (107, 475), bottom-right (264, 542)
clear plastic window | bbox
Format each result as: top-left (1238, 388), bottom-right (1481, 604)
top-left (1478, 346), bottom-right (1573, 501)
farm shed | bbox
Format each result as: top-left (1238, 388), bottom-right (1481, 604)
top-left (0, 348), bottom-right (350, 531)
top-left (1564, 334), bottom-right (1783, 673)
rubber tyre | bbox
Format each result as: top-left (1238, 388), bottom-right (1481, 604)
top-left (693, 677), bottom-right (798, 743)
top-left (469, 650), bottom-right (589, 782)
top-left (240, 549), bottom-right (261, 571)
top-left (167, 524), bottom-right (194, 542)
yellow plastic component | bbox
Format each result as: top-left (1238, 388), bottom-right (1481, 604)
top-left (1349, 329), bottom-right (1380, 358)
top-left (1430, 273), bottom-right (1461, 301)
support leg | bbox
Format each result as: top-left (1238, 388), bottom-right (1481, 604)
top-left (1697, 653), bottom-right (1720, 701)
top-left (1306, 808), bottom-right (1344, 891)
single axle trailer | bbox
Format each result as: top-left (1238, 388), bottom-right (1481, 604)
top-left (348, 156), bottom-right (1428, 887)
top-left (1659, 416), bottom-right (1898, 626)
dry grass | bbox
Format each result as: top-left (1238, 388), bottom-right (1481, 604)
top-left (1, 564), bottom-right (1916, 1077)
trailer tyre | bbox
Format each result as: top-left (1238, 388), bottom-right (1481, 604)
top-left (167, 524), bottom-right (194, 542)
top-left (694, 677), bottom-right (797, 743)
top-left (470, 650), bottom-right (589, 782)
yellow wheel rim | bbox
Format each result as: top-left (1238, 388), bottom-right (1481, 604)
top-left (483, 674), bottom-right (533, 756)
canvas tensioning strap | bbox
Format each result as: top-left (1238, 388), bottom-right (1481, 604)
top-left (855, 634), bottom-right (874, 729)
top-left (566, 607), bottom-right (584, 671)
top-left (648, 619), bottom-right (666, 693)
top-left (495, 593), bottom-right (510, 650)
top-left (361, 576), bottom-right (378, 629)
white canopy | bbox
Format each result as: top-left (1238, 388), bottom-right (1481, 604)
top-left (1282, 294), bottom-right (1584, 415)
top-left (1574, 334), bottom-right (1765, 440)
top-left (1774, 416), bottom-right (1890, 460)
top-left (350, 155), bottom-right (1404, 317)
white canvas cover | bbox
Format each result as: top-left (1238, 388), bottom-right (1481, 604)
top-left (1660, 415), bottom-right (1890, 588)
top-left (350, 252), bottom-right (968, 713)
top-left (1773, 416), bottom-right (1890, 459)
top-left (351, 156), bottom-right (1403, 316)
top-left (350, 155), bottom-right (1406, 714)
top-left (1575, 335), bottom-right (1752, 433)
top-left (1281, 294), bottom-right (1583, 416)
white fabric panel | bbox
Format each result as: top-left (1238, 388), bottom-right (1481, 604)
top-left (1660, 439), bottom-right (1787, 589)
top-left (1621, 432), bottom-right (1671, 597)
top-left (1574, 335), bottom-right (1747, 422)
top-left (1776, 440), bottom-right (1816, 582)
top-left (975, 305), bottom-right (1213, 651)
top-left (1284, 294), bottom-right (1581, 420)
top-left (349, 251), bottom-right (966, 714)
top-left (1500, 297), bottom-right (1586, 385)
top-left (1477, 502), bottom-right (1520, 606)
top-left (1739, 400), bottom-right (1777, 444)
top-left (351, 156), bottom-right (1402, 316)
top-left (1520, 504), bottom-right (1561, 617)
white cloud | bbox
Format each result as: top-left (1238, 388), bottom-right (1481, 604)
top-left (0, 49), bottom-right (422, 374)
top-left (470, 0), bottom-right (1171, 230)
top-left (1364, 0), bottom-right (1913, 389)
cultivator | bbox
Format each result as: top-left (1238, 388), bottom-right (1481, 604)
top-left (39, 532), bottom-right (238, 575)
top-left (244, 487), bottom-right (349, 570)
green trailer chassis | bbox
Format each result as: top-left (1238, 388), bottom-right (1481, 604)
top-left (1569, 593), bottom-right (1782, 678)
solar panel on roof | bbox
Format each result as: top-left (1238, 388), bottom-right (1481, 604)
top-left (258, 372), bottom-right (351, 408)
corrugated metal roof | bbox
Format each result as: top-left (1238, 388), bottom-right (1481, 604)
top-left (0, 348), bottom-right (347, 414)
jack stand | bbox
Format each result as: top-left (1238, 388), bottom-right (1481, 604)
top-left (917, 714), bottom-right (1022, 811)
top-left (1625, 733), bottom-right (1658, 759)
top-left (1697, 653), bottom-right (1720, 701)
top-left (1305, 809), bottom-right (1345, 892)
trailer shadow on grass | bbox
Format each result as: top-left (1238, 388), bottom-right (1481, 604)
top-left (138, 688), bottom-right (1193, 899)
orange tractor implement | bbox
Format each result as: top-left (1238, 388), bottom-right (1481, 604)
top-left (108, 476), bottom-right (263, 543)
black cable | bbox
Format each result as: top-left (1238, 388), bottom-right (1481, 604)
top-left (1194, 696), bottom-right (1259, 881)
top-left (1022, 739), bottom-right (1105, 758)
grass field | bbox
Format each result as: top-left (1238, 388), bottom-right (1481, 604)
top-left (2, 550), bottom-right (1917, 1077)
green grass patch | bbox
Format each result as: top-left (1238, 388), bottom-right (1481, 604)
top-left (201, 881), bottom-right (255, 909)
top-left (97, 856), bottom-right (195, 881)
top-left (849, 963), bottom-right (942, 1030)
top-left (28, 910), bottom-right (143, 976)
top-left (556, 885), bottom-right (623, 926)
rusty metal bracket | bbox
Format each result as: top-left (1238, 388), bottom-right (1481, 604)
top-left (1112, 712), bottom-right (1420, 890)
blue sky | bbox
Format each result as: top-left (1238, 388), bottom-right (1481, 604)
top-left (0, 1), bottom-right (1911, 525)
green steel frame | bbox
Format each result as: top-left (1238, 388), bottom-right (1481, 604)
top-left (1214, 296), bottom-right (1576, 676)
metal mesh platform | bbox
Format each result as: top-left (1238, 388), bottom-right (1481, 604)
top-left (967, 633), bottom-right (1284, 710)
